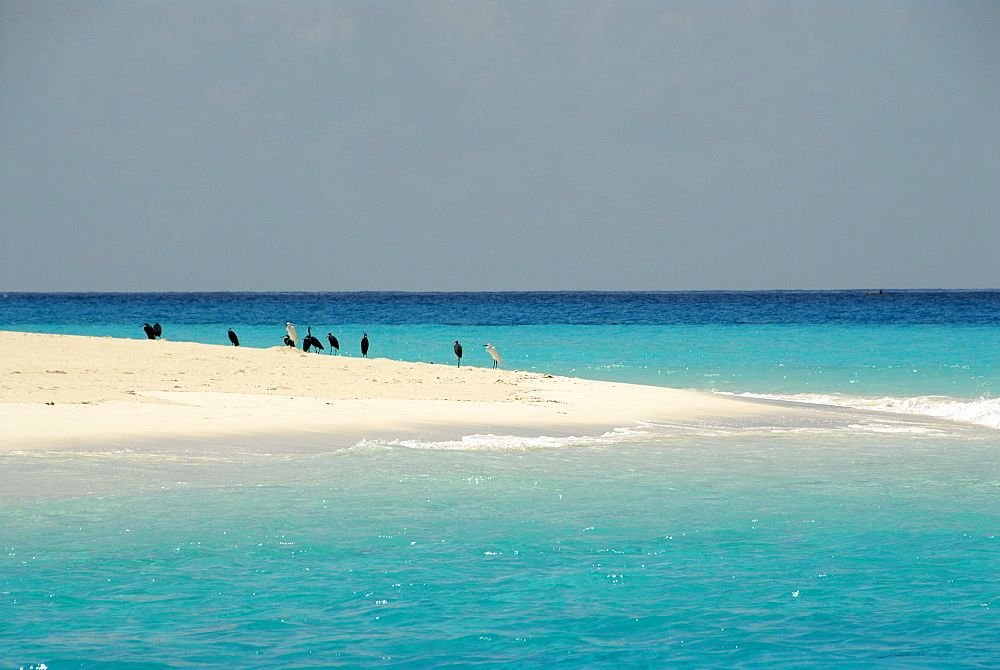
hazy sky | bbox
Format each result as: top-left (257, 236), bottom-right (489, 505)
top-left (1, 0), bottom-right (997, 291)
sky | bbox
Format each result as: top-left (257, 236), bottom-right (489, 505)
top-left (1, 0), bottom-right (997, 291)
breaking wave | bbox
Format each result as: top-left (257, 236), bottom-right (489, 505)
top-left (729, 391), bottom-right (1000, 430)
top-left (352, 425), bottom-right (649, 452)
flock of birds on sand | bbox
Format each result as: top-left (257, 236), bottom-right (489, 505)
top-left (142, 321), bottom-right (502, 368)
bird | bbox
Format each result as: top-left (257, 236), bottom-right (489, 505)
top-left (484, 343), bottom-right (502, 368)
top-left (304, 327), bottom-right (324, 353)
top-left (152, 322), bottom-right (162, 339)
top-left (228, 328), bottom-right (240, 346)
top-left (327, 333), bottom-right (340, 354)
top-left (141, 323), bottom-right (156, 340)
top-left (283, 335), bottom-right (295, 347)
top-left (361, 332), bottom-right (369, 357)
top-left (285, 322), bottom-right (298, 347)
top-left (454, 341), bottom-right (463, 367)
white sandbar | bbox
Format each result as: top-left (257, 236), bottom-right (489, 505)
top-left (1, 331), bottom-right (791, 452)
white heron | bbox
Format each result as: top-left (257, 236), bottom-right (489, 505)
top-left (285, 322), bottom-right (298, 347)
top-left (483, 343), bottom-right (502, 368)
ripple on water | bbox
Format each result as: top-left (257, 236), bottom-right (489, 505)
top-left (2, 434), bottom-right (999, 667)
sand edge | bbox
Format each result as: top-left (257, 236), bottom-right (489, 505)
top-left (1, 330), bottom-right (784, 451)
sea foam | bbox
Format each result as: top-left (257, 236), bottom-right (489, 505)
top-left (351, 425), bottom-right (648, 452)
top-left (730, 391), bottom-right (1000, 430)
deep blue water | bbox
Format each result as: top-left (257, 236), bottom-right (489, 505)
top-left (4, 290), bottom-right (1000, 326)
top-left (2, 292), bottom-right (999, 668)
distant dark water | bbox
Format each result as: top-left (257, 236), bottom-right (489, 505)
top-left (3, 290), bottom-right (999, 326)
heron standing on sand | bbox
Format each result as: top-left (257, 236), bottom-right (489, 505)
top-left (304, 327), bottom-right (324, 353)
top-left (484, 343), bottom-right (502, 368)
top-left (228, 329), bottom-right (240, 346)
top-left (285, 322), bottom-right (298, 347)
top-left (152, 323), bottom-right (162, 339)
top-left (327, 333), bottom-right (340, 354)
top-left (454, 341), bottom-right (463, 367)
top-left (361, 333), bottom-right (369, 357)
top-left (283, 335), bottom-right (295, 347)
top-left (142, 323), bottom-right (156, 340)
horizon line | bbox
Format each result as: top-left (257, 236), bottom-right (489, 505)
top-left (3, 288), bottom-right (999, 295)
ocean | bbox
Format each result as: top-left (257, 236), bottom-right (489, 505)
top-left (2, 291), bottom-right (998, 668)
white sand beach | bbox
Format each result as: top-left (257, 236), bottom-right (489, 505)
top-left (1, 331), bottom-right (792, 452)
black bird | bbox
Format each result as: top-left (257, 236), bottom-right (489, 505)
top-left (152, 322), bottom-right (162, 339)
top-left (142, 323), bottom-right (156, 340)
top-left (228, 329), bottom-right (240, 346)
top-left (361, 332), bottom-right (369, 357)
top-left (454, 340), bottom-right (463, 367)
top-left (327, 333), bottom-right (340, 355)
top-left (304, 327), bottom-right (324, 353)
top-left (283, 335), bottom-right (295, 347)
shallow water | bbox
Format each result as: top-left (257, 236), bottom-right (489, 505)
top-left (3, 427), bottom-right (999, 668)
top-left (2, 292), bottom-right (999, 667)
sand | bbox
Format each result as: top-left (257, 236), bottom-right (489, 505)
top-left (0, 330), bottom-right (790, 452)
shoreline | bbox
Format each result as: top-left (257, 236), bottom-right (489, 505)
top-left (2, 330), bottom-right (803, 452)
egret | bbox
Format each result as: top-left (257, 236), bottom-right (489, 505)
top-left (361, 333), bottom-right (369, 357)
top-left (228, 329), bottom-right (240, 346)
top-left (152, 322), bottom-right (162, 339)
top-left (327, 333), bottom-right (340, 354)
top-left (454, 341), bottom-right (463, 367)
top-left (484, 343), bottom-right (502, 368)
top-left (141, 323), bottom-right (156, 340)
top-left (285, 322), bottom-right (298, 347)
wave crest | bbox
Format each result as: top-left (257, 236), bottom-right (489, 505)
top-left (352, 426), bottom-right (648, 452)
top-left (731, 392), bottom-right (1000, 430)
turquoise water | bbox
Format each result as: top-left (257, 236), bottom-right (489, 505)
top-left (4, 291), bottom-right (999, 409)
top-left (2, 292), bottom-right (999, 667)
